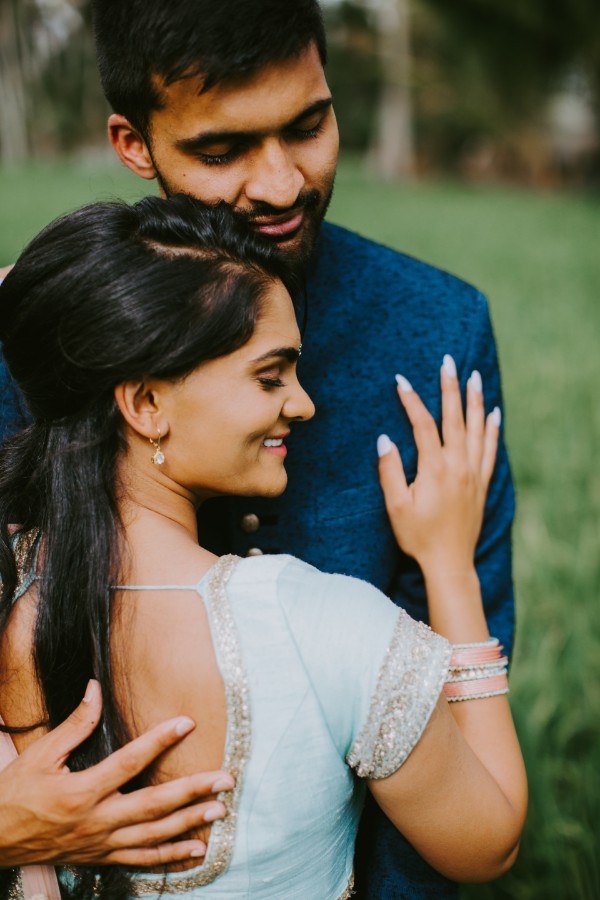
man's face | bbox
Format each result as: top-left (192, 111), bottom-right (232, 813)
top-left (121, 43), bottom-right (339, 269)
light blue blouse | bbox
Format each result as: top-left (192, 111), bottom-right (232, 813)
top-left (109, 553), bottom-right (452, 899)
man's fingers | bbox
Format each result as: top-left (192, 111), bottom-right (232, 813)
top-left (81, 716), bottom-right (197, 799)
top-left (108, 770), bottom-right (235, 827)
top-left (481, 408), bottom-right (501, 487)
top-left (440, 355), bottom-right (467, 454)
top-left (111, 799), bottom-right (227, 850)
top-left (395, 374), bottom-right (441, 464)
top-left (101, 840), bottom-right (207, 868)
top-left (466, 370), bottom-right (485, 471)
top-left (26, 680), bottom-right (102, 770)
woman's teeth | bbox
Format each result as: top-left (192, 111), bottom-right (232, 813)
top-left (263, 438), bottom-right (283, 447)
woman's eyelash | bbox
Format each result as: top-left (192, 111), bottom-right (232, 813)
top-left (258, 376), bottom-right (285, 388)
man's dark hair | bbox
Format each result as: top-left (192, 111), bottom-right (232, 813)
top-left (92, 0), bottom-right (327, 138)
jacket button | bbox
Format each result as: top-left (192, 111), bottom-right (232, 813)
top-left (246, 547), bottom-right (263, 557)
top-left (241, 513), bottom-right (260, 534)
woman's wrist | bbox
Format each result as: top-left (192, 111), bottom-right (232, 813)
top-left (423, 566), bottom-right (490, 643)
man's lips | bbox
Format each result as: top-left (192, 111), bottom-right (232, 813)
top-left (251, 210), bottom-right (304, 238)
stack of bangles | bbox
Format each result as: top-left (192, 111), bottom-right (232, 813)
top-left (444, 637), bottom-right (509, 702)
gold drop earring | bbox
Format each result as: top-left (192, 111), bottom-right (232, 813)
top-left (150, 426), bottom-right (165, 466)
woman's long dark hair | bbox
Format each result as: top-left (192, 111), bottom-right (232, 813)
top-left (0, 195), bottom-right (298, 899)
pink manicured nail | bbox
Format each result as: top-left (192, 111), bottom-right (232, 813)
top-left (377, 434), bottom-right (392, 457)
top-left (492, 407), bottom-right (502, 427)
top-left (395, 374), bottom-right (413, 393)
top-left (443, 354), bottom-right (457, 378)
top-left (190, 843), bottom-right (207, 858)
top-left (469, 370), bottom-right (482, 393)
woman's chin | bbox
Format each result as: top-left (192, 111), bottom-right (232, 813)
top-left (255, 469), bottom-right (288, 498)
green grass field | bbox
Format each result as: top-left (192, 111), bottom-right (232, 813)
top-left (1, 158), bottom-right (599, 899)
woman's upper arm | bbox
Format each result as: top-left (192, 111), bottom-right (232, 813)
top-left (367, 694), bottom-right (525, 882)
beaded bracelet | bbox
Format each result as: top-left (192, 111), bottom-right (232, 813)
top-left (444, 638), bottom-right (509, 702)
top-left (444, 674), bottom-right (509, 702)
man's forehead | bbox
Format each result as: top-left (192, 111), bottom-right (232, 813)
top-left (150, 42), bottom-right (328, 132)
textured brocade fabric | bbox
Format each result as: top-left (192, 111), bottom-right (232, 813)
top-left (347, 610), bottom-right (452, 779)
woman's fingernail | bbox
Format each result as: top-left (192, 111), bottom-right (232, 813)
top-left (190, 843), bottom-right (207, 858)
top-left (175, 717), bottom-right (195, 737)
top-left (395, 374), bottom-right (413, 393)
top-left (443, 354), bottom-right (457, 378)
top-left (212, 776), bottom-right (235, 792)
top-left (492, 406), bottom-right (502, 427)
top-left (469, 370), bottom-right (482, 393)
top-left (377, 434), bottom-right (392, 457)
top-left (204, 802), bottom-right (226, 823)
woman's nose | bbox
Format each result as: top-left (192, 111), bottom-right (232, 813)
top-left (285, 380), bottom-right (315, 423)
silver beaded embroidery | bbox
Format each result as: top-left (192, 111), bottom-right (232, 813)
top-left (132, 555), bottom-right (249, 896)
top-left (347, 610), bottom-right (452, 779)
top-left (337, 871), bottom-right (355, 898)
top-left (6, 874), bottom-right (24, 900)
top-left (10, 527), bottom-right (41, 600)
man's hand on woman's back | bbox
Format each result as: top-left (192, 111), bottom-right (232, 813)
top-left (0, 680), bottom-right (233, 868)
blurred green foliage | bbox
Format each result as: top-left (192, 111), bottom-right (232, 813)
top-left (0, 158), bottom-right (599, 898)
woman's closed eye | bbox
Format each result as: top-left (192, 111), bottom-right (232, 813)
top-left (258, 374), bottom-right (285, 389)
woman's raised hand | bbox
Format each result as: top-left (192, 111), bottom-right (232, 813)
top-left (377, 355), bottom-right (500, 580)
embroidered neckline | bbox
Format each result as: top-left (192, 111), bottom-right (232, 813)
top-left (132, 554), bottom-right (250, 895)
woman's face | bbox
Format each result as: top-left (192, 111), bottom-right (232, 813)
top-left (156, 280), bottom-right (315, 501)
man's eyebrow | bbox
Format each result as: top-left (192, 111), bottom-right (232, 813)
top-left (175, 97), bottom-right (333, 153)
top-left (250, 347), bottom-right (300, 365)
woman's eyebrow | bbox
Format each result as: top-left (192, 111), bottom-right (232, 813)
top-left (250, 347), bottom-right (300, 365)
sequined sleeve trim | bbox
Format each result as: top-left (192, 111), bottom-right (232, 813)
top-left (131, 555), bottom-right (249, 895)
top-left (8, 527), bottom-right (41, 602)
top-left (6, 873), bottom-right (24, 900)
top-left (347, 610), bottom-right (452, 779)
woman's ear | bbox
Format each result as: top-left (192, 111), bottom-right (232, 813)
top-left (114, 382), bottom-right (169, 440)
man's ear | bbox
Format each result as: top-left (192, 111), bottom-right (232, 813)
top-left (114, 382), bottom-right (169, 441)
top-left (108, 114), bottom-right (157, 181)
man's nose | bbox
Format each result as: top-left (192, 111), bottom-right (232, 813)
top-left (245, 139), bottom-right (305, 210)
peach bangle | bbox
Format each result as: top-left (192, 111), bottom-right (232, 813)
top-left (450, 646), bottom-right (505, 667)
top-left (444, 674), bottom-right (509, 702)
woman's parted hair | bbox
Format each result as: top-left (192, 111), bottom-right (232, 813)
top-left (0, 195), bottom-right (297, 900)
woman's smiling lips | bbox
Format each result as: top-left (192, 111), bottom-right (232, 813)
top-left (251, 210), bottom-right (304, 239)
top-left (262, 434), bottom-right (289, 457)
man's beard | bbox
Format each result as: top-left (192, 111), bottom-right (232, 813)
top-left (155, 168), bottom-right (334, 276)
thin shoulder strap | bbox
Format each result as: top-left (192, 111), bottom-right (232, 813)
top-left (110, 582), bottom-right (202, 591)
top-left (0, 716), bottom-right (61, 900)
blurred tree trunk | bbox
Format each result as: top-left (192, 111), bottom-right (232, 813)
top-left (0, 0), bottom-right (29, 163)
top-left (369, 0), bottom-right (416, 180)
